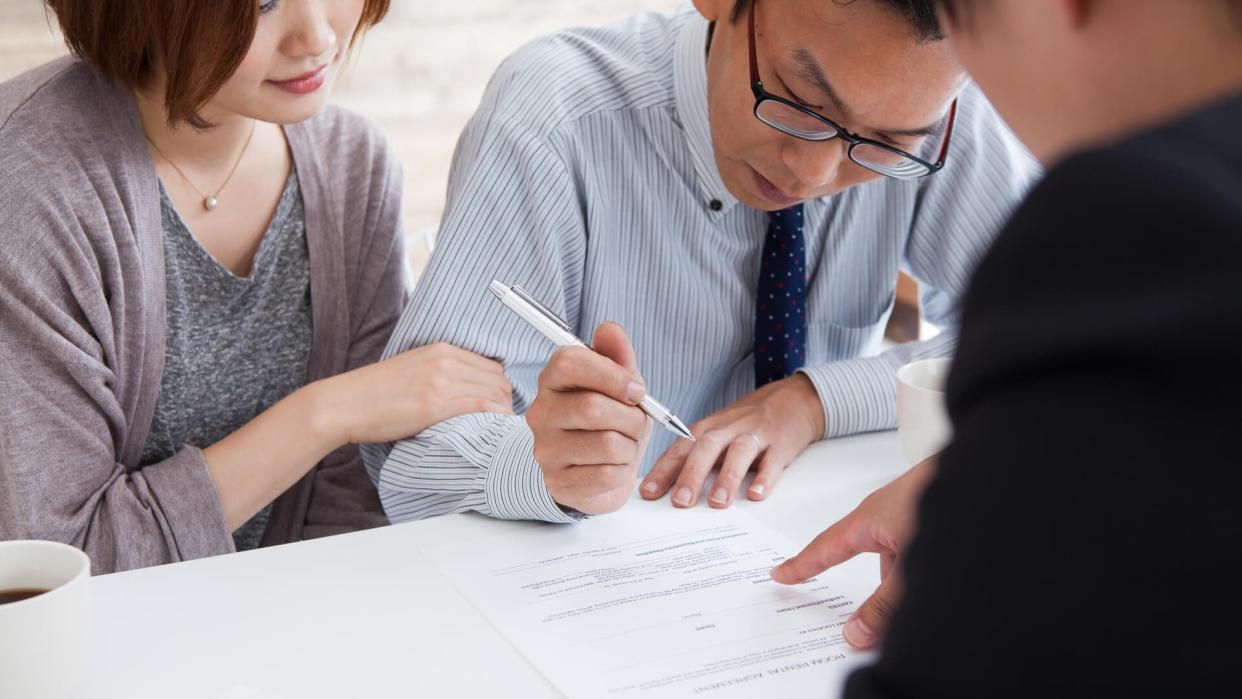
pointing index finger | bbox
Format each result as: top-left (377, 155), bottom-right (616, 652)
top-left (770, 515), bottom-right (862, 584)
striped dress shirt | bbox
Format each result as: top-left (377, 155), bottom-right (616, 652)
top-left (363, 6), bottom-right (1038, 524)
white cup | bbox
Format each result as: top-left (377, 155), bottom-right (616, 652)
top-left (0, 540), bottom-right (92, 699)
top-left (896, 358), bottom-right (954, 465)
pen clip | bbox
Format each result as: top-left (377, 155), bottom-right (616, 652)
top-left (511, 284), bottom-right (573, 332)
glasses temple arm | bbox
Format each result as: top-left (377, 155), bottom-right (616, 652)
top-left (934, 98), bottom-right (958, 164)
top-left (748, 2), bottom-right (761, 88)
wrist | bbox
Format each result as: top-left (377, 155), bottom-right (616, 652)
top-left (911, 453), bottom-right (939, 483)
top-left (788, 374), bottom-right (826, 445)
top-left (293, 378), bottom-right (351, 451)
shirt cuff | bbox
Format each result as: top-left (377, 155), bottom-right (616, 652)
top-left (484, 425), bottom-right (579, 524)
top-left (798, 356), bottom-right (900, 440)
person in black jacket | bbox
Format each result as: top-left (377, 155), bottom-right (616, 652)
top-left (771, 1), bottom-right (1242, 696)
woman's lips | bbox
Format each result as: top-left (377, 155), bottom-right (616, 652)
top-left (751, 168), bottom-right (802, 208)
top-left (268, 64), bottom-right (329, 95)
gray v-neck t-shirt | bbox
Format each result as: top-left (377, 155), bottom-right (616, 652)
top-left (141, 172), bottom-right (312, 551)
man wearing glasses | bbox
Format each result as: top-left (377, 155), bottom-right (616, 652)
top-left (365, 0), bottom-right (1036, 523)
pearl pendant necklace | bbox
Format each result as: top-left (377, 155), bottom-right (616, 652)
top-left (144, 120), bottom-right (257, 214)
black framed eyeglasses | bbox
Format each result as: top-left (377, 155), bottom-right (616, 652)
top-left (746, 0), bottom-right (957, 180)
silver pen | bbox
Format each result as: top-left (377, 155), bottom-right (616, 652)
top-left (488, 280), bottom-right (695, 442)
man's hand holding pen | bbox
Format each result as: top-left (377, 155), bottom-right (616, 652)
top-left (527, 322), bottom-right (653, 515)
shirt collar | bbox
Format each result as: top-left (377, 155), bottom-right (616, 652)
top-left (674, 12), bottom-right (740, 219)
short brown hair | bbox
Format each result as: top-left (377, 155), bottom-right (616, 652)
top-left (730, 0), bottom-right (943, 42)
top-left (45, 0), bottom-right (391, 126)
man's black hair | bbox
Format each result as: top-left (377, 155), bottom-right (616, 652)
top-left (729, 0), bottom-right (944, 42)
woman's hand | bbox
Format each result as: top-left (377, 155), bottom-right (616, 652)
top-left (318, 342), bottom-right (514, 445)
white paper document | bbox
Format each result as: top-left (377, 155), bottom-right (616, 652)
top-left (426, 504), bottom-right (876, 698)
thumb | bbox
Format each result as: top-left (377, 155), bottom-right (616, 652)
top-left (592, 321), bottom-right (640, 376)
top-left (842, 570), bottom-right (902, 650)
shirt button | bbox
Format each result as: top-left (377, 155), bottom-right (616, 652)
top-left (709, 199), bottom-right (723, 211)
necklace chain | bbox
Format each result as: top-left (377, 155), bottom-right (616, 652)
top-left (145, 120), bottom-right (258, 213)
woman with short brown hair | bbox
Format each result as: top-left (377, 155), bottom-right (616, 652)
top-left (0, 0), bottom-right (513, 573)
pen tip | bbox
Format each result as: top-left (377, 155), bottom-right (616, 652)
top-left (670, 416), bottom-right (695, 442)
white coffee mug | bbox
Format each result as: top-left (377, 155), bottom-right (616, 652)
top-left (0, 540), bottom-right (92, 699)
top-left (896, 358), bottom-right (954, 464)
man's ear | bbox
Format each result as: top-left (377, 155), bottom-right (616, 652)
top-left (693, 0), bottom-right (728, 24)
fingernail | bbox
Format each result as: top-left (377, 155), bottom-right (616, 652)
top-left (626, 381), bottom-right (645, 404)
top-left (672, 486), bottom-right (693, 506)
top-left (844, 617), bottom-right (875, 648)
top-left (641, 481), bottom-right (657, 495)
top-left (749, 484), bottom-right (766, 498)
top-left (710, 487), bottom-right (728, 504)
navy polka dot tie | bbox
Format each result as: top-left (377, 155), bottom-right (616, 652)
top-left (754, 204), bottom-right (807, 388)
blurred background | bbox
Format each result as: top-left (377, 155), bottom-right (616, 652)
top-left (0, 0), bottom-right (922, 339)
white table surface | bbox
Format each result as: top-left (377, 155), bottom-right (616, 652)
top-left (82, 431), bottom-right (909, 699)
